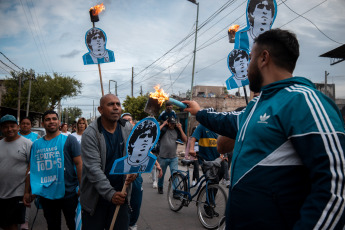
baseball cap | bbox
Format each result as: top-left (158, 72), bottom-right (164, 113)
top-left (168, 117), bottom-right (176, 124)
top-left (121, 113), bottom-right (132, 118)
top-left (0, 114), bottom-right (18, 125)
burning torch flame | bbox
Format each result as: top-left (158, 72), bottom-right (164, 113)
top-left (228, 24), bottom-right (240, 33)
top-left (90, 3), bottom-right (105, 16)
top-left (228, 25), bottom-right (239, 43)
top-left (149, 85), bottom-right (169, 106)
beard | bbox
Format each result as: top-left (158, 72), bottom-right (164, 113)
top-left (248, 62), bottom-right (263, 93)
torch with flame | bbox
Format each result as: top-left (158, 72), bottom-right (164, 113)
top-left (89, 3), bottom-right (106, 23)
top-left (228, 24), bottom-right (240, 43)
top-left (145, 85), bottom-right (187, 116)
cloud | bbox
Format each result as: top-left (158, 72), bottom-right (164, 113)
top-left (60, 49), bottom-right (82, 58)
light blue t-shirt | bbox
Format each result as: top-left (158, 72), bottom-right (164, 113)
top-left (19, 132), bottom-right (40, 142)
top-left (30, 134), bottom-right (80, 199)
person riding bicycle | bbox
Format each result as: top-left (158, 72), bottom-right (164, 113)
top-left (188, 124), bottom-right (226, 183)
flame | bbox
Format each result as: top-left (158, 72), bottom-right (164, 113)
top-left (90, 3), bottom-right (105, 16)
top-left (149, 85), bottom-right (169, 106)
top-left (228, 24), bottom-right (240, 33)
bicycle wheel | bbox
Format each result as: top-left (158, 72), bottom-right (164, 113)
top-left (167, 173), bottom-right (187, 212)
top-left (197, 184), bottom-right (227, 229)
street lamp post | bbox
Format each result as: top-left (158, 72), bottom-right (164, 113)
top-left (109, 80), bottom-right (117, 96)
top-left (188, 0), bottom-right (199, 101)
top-left (187, 0), bottom-right (199, 136)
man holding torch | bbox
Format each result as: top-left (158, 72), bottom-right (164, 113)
top-left (183, 29), bottom-right (345, 229)
top-left (80, 94), bottom-right (137, 229)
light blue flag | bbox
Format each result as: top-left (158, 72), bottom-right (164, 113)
top-left (226, 0), bottom-right (277, 90)
top-left (82, 27), bottom-right (115, 65)
top-left (30, 134), bottom-right (67, 199)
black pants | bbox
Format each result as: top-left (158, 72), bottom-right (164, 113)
top-left (82, 197), bottom-right (129, 230)
top-left (40, 194), bottom-right (78, 230)
top-left (192, 160), bottom-right (200, 181)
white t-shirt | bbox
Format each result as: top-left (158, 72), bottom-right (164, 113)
top-left (71, 132), bottom-right (82, 144)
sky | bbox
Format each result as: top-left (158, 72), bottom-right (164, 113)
top-left (0, 0), bottom-right (344, 119)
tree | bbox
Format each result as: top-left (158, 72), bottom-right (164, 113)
top-left (62, 107), bottom-right (83, 124)
top-left (122, 95), bottom-right (150, 121)
top-left (2, 69), bottom-right (82, 113)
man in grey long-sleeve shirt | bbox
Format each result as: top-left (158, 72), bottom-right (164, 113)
top-left (80, 94), bottom-right (136, 229)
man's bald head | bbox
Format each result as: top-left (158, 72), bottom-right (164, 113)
top-left (98, 94), bottom-right (122, 123)
top-left (100, 94), bottom-right (119, 107)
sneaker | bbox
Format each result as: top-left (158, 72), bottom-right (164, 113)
top-left (192, 180), bottom-right (196, 186)
top-left (153, 181), bottom-right (158, 189)
top-left (158, 187), bottom-right (163, 194)
top-left (220, 179), bottom-right (225, 185)
top-left (225, 180), bottom-right (230, 186)
top-left (204, 204), bottom-right (219, 218)
top-left (176, 139), bottom-right (184, 145)
top-left (129, 224), bottom-right (137, 230)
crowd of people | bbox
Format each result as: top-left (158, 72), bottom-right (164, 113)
top-left (1, 28), bottom-right (345, 230)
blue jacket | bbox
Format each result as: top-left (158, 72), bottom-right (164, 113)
top-left (196, 77), bottom-right (345, 229)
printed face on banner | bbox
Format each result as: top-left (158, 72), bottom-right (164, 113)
top-left (110, 117), bottom-right (160, 175)
top-left (225, 0), bottom-right (277, 90)
top-left (226, 49), bottom-right (250, 90)
top-left (82, 27), bottom-right (115, 65)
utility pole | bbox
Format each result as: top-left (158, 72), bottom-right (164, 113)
top-left (26, 70), bottom-right (34, 117)
top-left (17, 71), bottom-right (22, 122)
top-left (186, 0), bottom-right (199, 137)
top-left (140, 85), bottom-right (143, 96)
top-left (131, 67), bottom-right (134, 97)
top-left (324, 71), bottom-right (329, 97)
top-left (93, 100), bottom-right (95, 119)
top-left (189, 1), bottom-right (199, 101)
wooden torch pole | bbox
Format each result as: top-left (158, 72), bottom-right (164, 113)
top-left (109, 175), bottom-right (129, 229)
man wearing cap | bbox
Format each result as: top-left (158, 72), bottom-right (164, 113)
top-left (0, 115), bottom-right (32, 230)
top-left (157, 117), bottom-right (187, 194)
top-left (158, 101), bottom-right (177, 122)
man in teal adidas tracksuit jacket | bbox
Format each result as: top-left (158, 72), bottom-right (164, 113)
top-left (184, 29), bottom-right (345, 229)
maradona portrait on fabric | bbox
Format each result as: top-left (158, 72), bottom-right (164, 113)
top-left (226, 49), bottom-right (250, 90)
top-left (235, 0), bottom-right (277, 51)
top-left (110, 117), bottom-right (160, 174)
top-left (82, 27), bottom-right (115, 65)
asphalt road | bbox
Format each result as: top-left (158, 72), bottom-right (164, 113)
top-left (27, 164), bottom-right (229, 230)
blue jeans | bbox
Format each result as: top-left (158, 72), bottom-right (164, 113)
top-left (158, 157), bottom-right (178, 188)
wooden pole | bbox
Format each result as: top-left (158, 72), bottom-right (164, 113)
top-left (243, 86), bottom-right (248, 105)
top-left (109, 175), bottom-right (129, 230)
top-left (98, 63), bottom-right (104, 96)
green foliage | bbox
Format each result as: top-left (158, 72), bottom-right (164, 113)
top-left (122, 94), bottom-right (182, 122)
top-left (2, 69), bottom-right (82, 113)
top-left (122, 95), bottom-right (150, 121)
top-left (61, 107), bottom-right (83, 124)
top-left (223, 87), bottom-right (229, 95)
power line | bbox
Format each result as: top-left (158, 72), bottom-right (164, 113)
top-left (19, 0), bottom-right (51, 72)
top-left (0, 52), bottom-right (22, 71)
top-left (133, 0), bottom-right (239, 80)
top-left (280, 0), bottom-right (343, 45)
top-left (26, 0), bottom-right (54, 72)
top-left (0, 60), bottom-right (18, 72)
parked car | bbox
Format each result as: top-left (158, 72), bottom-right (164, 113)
top-left (31, 127), bottom-right (46, 137)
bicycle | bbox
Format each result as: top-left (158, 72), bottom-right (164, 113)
top-left (167, 158), bottom-right (227, 229)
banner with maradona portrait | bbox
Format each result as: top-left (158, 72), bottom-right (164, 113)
top-left (110, 117), bottom-right (160, 175)
top-left (226, 0), bottom-right (277, 90)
